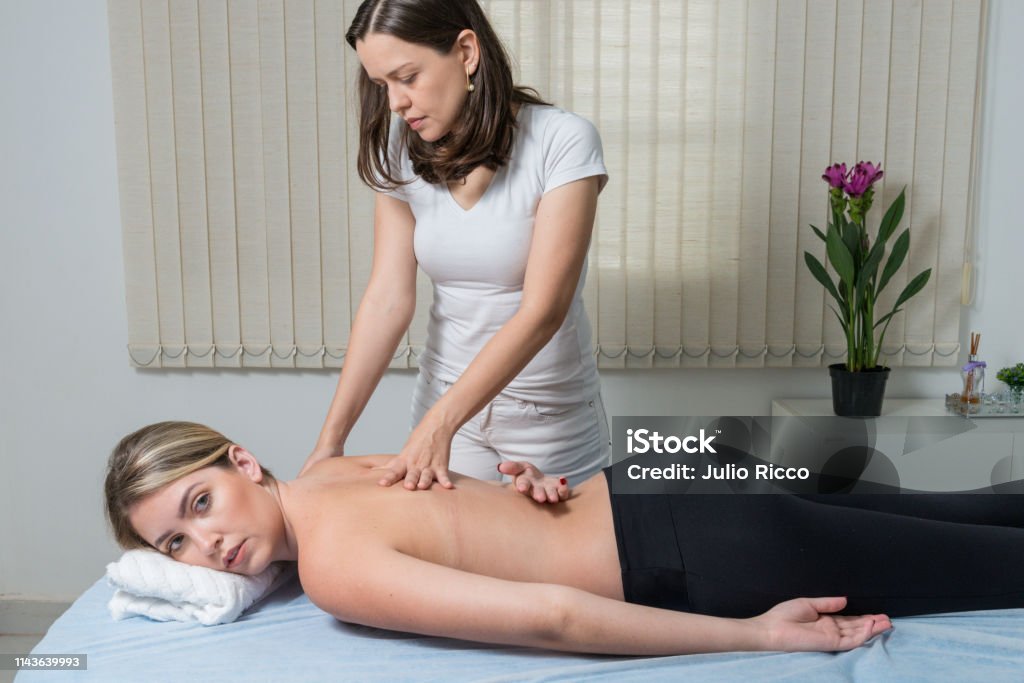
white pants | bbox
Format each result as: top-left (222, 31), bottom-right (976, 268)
top-left (411, 368), bottom-right (611, 484)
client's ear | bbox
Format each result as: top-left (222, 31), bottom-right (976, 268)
top-left (227, 444), bottom-right (264, 483)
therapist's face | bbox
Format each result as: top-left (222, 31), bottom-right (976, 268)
top-left (128, 447), bottom-right (286, 576)
top-left (356, 30), bottom-right (479, 143)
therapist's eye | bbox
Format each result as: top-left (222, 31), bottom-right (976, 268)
top-left (399, 74), bottom-right (416, 85)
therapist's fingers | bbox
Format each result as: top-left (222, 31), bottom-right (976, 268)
top-left (499, 460), bottom-right (541, 479)
top-left (542, 477), bottom-right (570, 503)
top-left (375, 461), bottom-right (407, 487)
top-left (415, 467), bottom-right (435, 490)
top-left (535, 479), bottom-right (563, 504)
top-left (374, 461), bottom-right (454, 490)
top-left (506, 465), bottom-right (569, 504)
top-left (536, 482), bottom-right (554, 504)
top-left (434, 468), bottom-right (454, 489)
top-left (499, 460), bottom-right (525, 477)
top-left (542, 481), bottom-right (560, 503)
top-left (404, 466), bottom-right (425, 490)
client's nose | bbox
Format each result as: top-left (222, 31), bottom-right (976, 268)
top-left (195, 529), bottom-right (222, 556)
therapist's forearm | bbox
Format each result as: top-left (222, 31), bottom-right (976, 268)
top-left (317, 293), bottom-right (415, 449)
top-left (424, 308), bottom-right (565, 435)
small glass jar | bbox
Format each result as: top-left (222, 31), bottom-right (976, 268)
top-left (1010, 386), bottom-right (1024, 414)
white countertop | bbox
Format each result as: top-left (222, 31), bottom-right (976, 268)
top-left (771, 398), bottom-right (951, 417)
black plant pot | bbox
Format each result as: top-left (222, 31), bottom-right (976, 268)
top-left (828, 364), bottom-right (891, 417)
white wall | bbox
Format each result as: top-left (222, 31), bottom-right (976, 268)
top-left (1, 0), bottom-right (1022, 600)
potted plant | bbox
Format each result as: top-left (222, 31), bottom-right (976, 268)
top-left (804, 162), bottom-right (932, 416)
top-left (996, 363), bottom-right (1024, 401)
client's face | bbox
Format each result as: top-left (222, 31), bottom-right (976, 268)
top-left (128, 447), bottom-right (287, 576)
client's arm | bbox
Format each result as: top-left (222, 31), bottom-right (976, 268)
top-left (302, 544), bottom-right (890, 656)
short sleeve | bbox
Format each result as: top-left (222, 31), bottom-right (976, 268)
top-left (541, 111), bottom-right (609, 195)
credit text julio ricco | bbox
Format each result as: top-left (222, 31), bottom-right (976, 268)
top-left (624, 428), bottom-right (810, 481)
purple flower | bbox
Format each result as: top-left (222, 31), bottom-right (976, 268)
top-left (843, 161), bottom-right (884, 197)
top-left (821, 163), bottom-right (847, 189)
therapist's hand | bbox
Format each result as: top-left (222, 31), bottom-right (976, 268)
top-left (375, 414), bottom-right (455, 490)
top-left (299, 442), bottom-right (344, 478)
top-left (498, 461), bottom-right (571, 504)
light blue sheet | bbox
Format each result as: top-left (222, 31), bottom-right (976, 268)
top-left (18, 575), bottom-right (1024, 682)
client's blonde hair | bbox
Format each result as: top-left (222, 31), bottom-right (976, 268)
top-left (104, 421), bottom-right (275, 550)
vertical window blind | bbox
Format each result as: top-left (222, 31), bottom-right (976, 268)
top-left (109, 0), bottom-right (985, 369)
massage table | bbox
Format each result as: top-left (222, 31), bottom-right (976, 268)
top-left (17, 573), bottom-right (1024, 682)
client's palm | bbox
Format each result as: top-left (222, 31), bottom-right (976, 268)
top-left (757, 597), bottom-right (891, 652)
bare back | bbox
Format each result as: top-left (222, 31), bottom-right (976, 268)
top-left (284, 456), bottom-right (623, 600)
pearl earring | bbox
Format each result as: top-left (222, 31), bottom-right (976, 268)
top-left (466, 69), bottom-right (475, 92)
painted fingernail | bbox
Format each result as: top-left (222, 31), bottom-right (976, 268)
top-left (497, 463), bottom-right (503, 471)
top-left (559, 477), bottom-right (567, 485)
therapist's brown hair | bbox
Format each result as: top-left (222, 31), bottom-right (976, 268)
top-left (346, 0), bottom-right (549, 189)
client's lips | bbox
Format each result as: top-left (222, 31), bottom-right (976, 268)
top-left (224, 541), bottom-right (244, 569)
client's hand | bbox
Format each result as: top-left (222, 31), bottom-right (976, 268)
top-left (498, 461), bottom-right (571, 504)
top-left (375, 415), bottom-right (455, 490)
top-left (753, 597), bottom-right (892, 652)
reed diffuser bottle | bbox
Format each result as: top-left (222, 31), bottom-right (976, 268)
top-left (961, 332), bottom-right (986, 413)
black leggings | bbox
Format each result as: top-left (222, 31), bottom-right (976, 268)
top-left (603, 468), bottom-right (1024, 618)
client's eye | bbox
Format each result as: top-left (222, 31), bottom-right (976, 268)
top-left (168, 535), bottom-right (183, 554)
top-left (163, 494), bottom-right (211, 554)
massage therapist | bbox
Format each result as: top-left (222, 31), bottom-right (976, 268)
top-left (302, 0), bottom-right (611, 488)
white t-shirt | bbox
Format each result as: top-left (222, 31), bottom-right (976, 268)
top-left (384, 104), bottom-right (608, 404)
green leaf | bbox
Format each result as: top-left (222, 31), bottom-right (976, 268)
top-left (827, 305), bottom-right (849, 335)
top-left (878, 188), bottom-right (906, 243)
top-left (838, 214), bottom-right (861, 264)
top-left (877, 229), bottom-right (910, 295)
top-left (804, 252), bottom-right (844, 307)
top-left (873, 270), bottom-right (931, 330)
top-left (872, 315), bottom-right (896, 368)
top-left (825, 224), bottom-right (856, 287)
top-left (874, 307), bottom-right (902, 329)
top-left (855, 239), bottom-right (886, 301)
top-left (892, 269), bottom-right (932, 310)
top-left (810, 224), bottom-right (827, 242)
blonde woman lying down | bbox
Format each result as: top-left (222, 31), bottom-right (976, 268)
top-left (105, 421), bottom-right (1024, 656)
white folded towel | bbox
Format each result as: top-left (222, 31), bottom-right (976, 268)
top-left (106, 549), bottom-right (293, 626)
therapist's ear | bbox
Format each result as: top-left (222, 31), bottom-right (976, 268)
top-left (227, 444), bottom-right (264, 483)
top-left (453, 29), bottom-right (480, 74)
